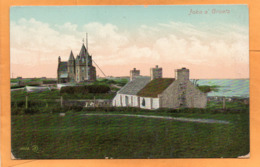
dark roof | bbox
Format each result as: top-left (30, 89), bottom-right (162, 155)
top-left (118, 77), bottom-right (151, 95)
top-left (69, 51), bottom-right (75, 60)
top-left (75, 55), bottom-right (80, 63)
top-left (137, 78), bottom-right (175, 97)
top-left (79, 44), bottom-right (90, 57)
top-left (58, 62), bottom-right (67, 72)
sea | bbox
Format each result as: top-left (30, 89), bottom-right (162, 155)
top-left (190, 79), bottom-right (249, 98)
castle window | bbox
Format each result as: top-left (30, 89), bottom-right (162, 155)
top-left (82, 58), bottom-right (85, 63)
top-left (81, 67), bottom-right (84, 72)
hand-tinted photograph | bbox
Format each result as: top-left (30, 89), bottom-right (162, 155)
top-left (10, 5), bottom-right (249, 159)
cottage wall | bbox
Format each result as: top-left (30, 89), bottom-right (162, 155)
top-left (112, 94), bottom-right (139, 107)
top-left (160, 80), bottom-right (207, 108)
top-left (139, 97), bottom-right (159, 110)
top-left (160, 81), bottom-right (181, 108)
top-left (185, 82), bottom-right (207, 108)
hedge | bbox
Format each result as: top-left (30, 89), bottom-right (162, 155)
top-left (60, 85), bottom-right (110, 94)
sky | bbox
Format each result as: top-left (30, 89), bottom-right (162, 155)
top-left (10, 5), bottom-right (249, 79)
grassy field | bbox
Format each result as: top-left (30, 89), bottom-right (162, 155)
top-left (11, 111), bottom-right (249, 159)
top-left (10, 79), bottom-right (249, 159)
top-left (11, 89), bottom-right (116, 101)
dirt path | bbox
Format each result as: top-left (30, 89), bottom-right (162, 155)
top-left (82, 113), bottom-right (230, 124)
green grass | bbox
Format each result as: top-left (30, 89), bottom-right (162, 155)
top-left (11, 112), bottom-right (249, 159)
top-left (11, 89), bottom-right (115, 101)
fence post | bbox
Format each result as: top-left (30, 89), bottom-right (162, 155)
top-left (94, 96), bottom-right (96, 107)
top-left (222, 97), bottom-right (226, 110)
top-left (25, 95), bottom-right (28, 109)
top-left (61, 96), bottom-right (63, 108)
top-left (46, 99), bottom-right (48, 108)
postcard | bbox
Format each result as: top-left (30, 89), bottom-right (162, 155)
top-left (10, 5), bottom-right (249, 159)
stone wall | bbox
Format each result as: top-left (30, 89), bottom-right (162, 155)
top-left (160, 80), bottom-right (207, 109)
top-left (63, 99), bottom-right (112, 108)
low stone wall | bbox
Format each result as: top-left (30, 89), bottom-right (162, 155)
top-left (62, 99), bottom-right (113, 107)
top-left (207, 96), bottom-right (249, 104)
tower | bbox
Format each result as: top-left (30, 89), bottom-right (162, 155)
top-left (67, 51), bottom-right (75, 82)
top-left (57, 33), bottom-right (97, 83)
top-left (150, 65), bottom-right (162, 80)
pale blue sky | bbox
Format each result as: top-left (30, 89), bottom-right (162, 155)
top-left (10, 5), bottom-right (248, 31)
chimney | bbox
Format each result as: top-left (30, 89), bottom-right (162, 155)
top-left (150, 65), bottom-right (162, 80)
top-left (130, 68), bottom-right (140, 81)
top-left (175, 67), bottom-right (189, 81)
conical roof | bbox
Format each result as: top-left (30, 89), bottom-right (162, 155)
top-left (79, 43), bottom-right (90, 57)
top-left (69, 51), bottom-right (75, 60)
top-left (79, 44), bottom-right (86, 57)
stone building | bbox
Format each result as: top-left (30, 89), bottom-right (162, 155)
top-left (57, 42), bottom-right (96, 83)
top-left (112, 67), bottom-right (207, 109)
top-left (113, 76), bottom-right (151, 107)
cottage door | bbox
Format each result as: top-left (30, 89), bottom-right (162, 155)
top-left (125, 96), bottom-right (129, 106)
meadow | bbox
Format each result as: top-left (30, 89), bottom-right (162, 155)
top-left (11, 109), bottom-right (249, 159)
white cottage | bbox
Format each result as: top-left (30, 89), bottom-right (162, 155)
top-left (112, 76), bottom-right (151, 107)
top-left (113, 67), bottom-right (207, 109)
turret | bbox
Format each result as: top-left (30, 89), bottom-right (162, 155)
top-left (58, 56), bottom-right (61, 63)
top-left (67, 51), bottom-right (75, 82)
top-left (68, 51), bottom-right (75, 61)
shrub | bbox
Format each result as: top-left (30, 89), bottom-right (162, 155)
top-left (43, 80), bottom-right (57, 84)
top-left (87, 85), bottom-right (110, 93)
top-left (11, 107), bottom-right (39, 115)
top-left (11, 85), bottom-right (25, 89)
top-left (64, 105), bottom-right (83, 112)
top-left (11, 107), bottom-right (24, 115)
top-left (197, 85), bottom-right (220, 93)
top-left (23, 108), bottom-right (39, 114)
top-left (60, 85), bottom-right (110, 94)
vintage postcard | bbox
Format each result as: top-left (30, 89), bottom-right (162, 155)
top-left (10, 5), bottom-right (249, 159)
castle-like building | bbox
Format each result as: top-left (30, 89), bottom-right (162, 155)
top-left (57, 42), bottom-right (96, 83)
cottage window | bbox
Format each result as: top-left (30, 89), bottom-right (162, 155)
top-left (142, 98), bottom-right (145, 106)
